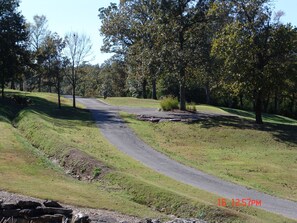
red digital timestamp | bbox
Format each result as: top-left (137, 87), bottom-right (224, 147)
top-left (218, 198), bottom-right (262, 207)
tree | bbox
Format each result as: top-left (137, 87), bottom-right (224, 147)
top-left (157, 0), bottom-right (212, 109)
top-left (40, 33), bottom-right (66, 108)
top-left (0, 0), bottom-right (28, 98)
top-left (27, 15), bottom-right (50, 92)
top-left (64, 32), bottom-right (92, 108)
top-left (99, 1), bottom-right (162, 100)
top-left (212, 0), bottom-right (297, 124)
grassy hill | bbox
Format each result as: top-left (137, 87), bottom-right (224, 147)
top-left (0, 91), bottom-right (295, 223)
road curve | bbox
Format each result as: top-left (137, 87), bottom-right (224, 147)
top-left (75, 97), bottom-right (297, 220)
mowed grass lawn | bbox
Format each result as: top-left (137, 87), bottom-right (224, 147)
top-left (103, 97), bottom-right (297, 125)
top-left (122, 113), bottom-right (297, 202)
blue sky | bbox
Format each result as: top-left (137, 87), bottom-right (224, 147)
top-left (19, 0), bottom-right (297, 65)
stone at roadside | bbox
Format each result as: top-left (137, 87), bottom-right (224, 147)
top-left (43, 200), bottom-right (63, 208)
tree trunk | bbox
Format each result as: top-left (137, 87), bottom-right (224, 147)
top-left (255, 91), bottom-right (263, 124)
top-left (264, 93), bottom-right (270, 113)
top-left (20, 80), bottom-right (24, 91)
top-left (72, 65), bottom-right (76, 108)
top-left (274, 88), bottom-right (279, 114)
top-left (142, 79), bottom-right (147, 99)
top-left (1, 74), bottom-right (5, 98)
top-left (11, 79), bottom-right (15, 89)
top-left (72, 83), bottom-right (76, 108)
top-left (57, 72), bottom-right (61, 109)
top-left (239, 94), bottom-right (244, 108)
top-left (38, 73), bottom-right (41, 92)
top-left (291, 93), bottom-right (295, 113)
top-left (152, 78), bottom-right (157, 100)
top-left (205, 83), bottom-right (211, 104)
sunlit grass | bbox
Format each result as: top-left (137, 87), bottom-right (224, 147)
top-left (122, 112), bottom-right (297, 202)
top-left (0, 90), bottom-right (294, 222)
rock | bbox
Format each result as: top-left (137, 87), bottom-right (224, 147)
top-left (73, 212), bottom-right (90, 223)
top-left (1, 203), bottom-right (19, 210)
top-left (41, 207), bottom-right (73, 217)
top-left (17, 200), bottom-right (42, 209)
top-left (43, 200), bottom-right (63, 208)
top-left (0, 209), bottom-right (21, 217)
top-left (30, 214), bottom-right (65, 223)
top-left (19, 208), bottom-right (44, 217)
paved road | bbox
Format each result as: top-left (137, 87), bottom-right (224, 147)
top-left (75, 97), bottom-right (297, 220)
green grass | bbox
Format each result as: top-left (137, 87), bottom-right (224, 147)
top-left (0, 91), bottom-right (295, 222)
top-left (101, 97), bottom-right (297, 125)
top-left (122, 113), bottom-right (297, 203)
top-left (102, 97), bottom-right (159, 108)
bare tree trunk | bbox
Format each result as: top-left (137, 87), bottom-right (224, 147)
top-left (38, 73), bottom-right (41, 92)
top-left (239, 94), bottom-right (244, 108)
top-left (11, 79), bottom-right (15, 89)
top-left (255, 91), bottom-right (263, 124)
top-left (20, 79), bottom-right (24, 91)
top-left (58, 84), bottom-right (61, 109)
top-left (264, 92), bottom-right (270, 113)
top-left (274, 88), bottom-right (279, 114)
top-left (152, 78), bottom-right (157, 100)
top-left (1, 74), bottom-right (5, 98)
top-left (142, 79), bottom-right (147, 99)
top-left (72, 83), bottom-right (76, 108)
top-left (205, 83), bottom-right (211, 105)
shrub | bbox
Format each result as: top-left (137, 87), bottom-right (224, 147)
top-left (160, 97), bottom-right (179, 111)
top-left (186, 102), bottom-right (197, 112)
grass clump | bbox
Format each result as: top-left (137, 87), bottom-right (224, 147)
top-left (160, 97), bottom-right (179, 111)
top-left (187, 102), bottom-right (197, 112)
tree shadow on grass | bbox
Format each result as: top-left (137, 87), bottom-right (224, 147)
top-left (0, 93), bottom-right (94, 129)
top-left (198, 116), bottom-right (297, 146)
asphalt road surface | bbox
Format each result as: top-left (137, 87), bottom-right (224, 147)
top-left (74, 97), bottom-right (297, 220)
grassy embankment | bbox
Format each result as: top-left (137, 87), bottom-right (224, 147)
top-left (0, 91), bottom-right (295, 222)
top-left (106, 97), bottom-right (297, 201)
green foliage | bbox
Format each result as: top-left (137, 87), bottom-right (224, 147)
top-left (186, 103), bottom-right (197, 112)
top-left (160, 97), bottom-right (179, 111)
top-left (93, 167), bottom-right (102, 178)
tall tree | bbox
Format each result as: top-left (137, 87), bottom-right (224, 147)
top-left (28, 15), bottom-right (50, 92)
top-left (99, 1), bottom-right (162, 100)
top-left (0, 0), bottom-right (28, 98)
top-left (40, 33), bottom-right (66, 108)
top-left (64, 32), bottom-right (92, 108)
top-left (212, 0), bottom-right (297, 124)
top-left (157, 0), bottom-right (212, 109)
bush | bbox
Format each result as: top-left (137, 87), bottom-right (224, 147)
top-left (186, 102), bottom-right (197, 112)
top-left (160, 97), bottom-right (179, 111)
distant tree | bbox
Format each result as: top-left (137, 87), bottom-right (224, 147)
top-left (0, 0), bottom-right (28, 98)
top-left (64, 32), bottom-right (92, 108)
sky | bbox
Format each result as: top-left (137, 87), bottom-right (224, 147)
top-left (19, 0), bottom-right (297, 65)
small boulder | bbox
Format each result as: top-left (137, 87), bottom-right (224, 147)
top-left (43, 200), bottom-right (63, 208)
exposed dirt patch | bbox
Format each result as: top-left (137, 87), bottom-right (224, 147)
top-left (60, 149), bottom-right (110, 181)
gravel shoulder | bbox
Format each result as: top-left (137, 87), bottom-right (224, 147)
top-left (74, 97), bottom-right (297, 220)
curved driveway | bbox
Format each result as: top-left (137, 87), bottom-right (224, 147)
top-left (75, 97), bottom-right (297, 220)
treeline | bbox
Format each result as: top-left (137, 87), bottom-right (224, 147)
top-left (0, 0), bottom-right (94, 108)
top-left (99, 0), bottom-right (297, 124)
top-left (1, 0), bottom-right (297, 124)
